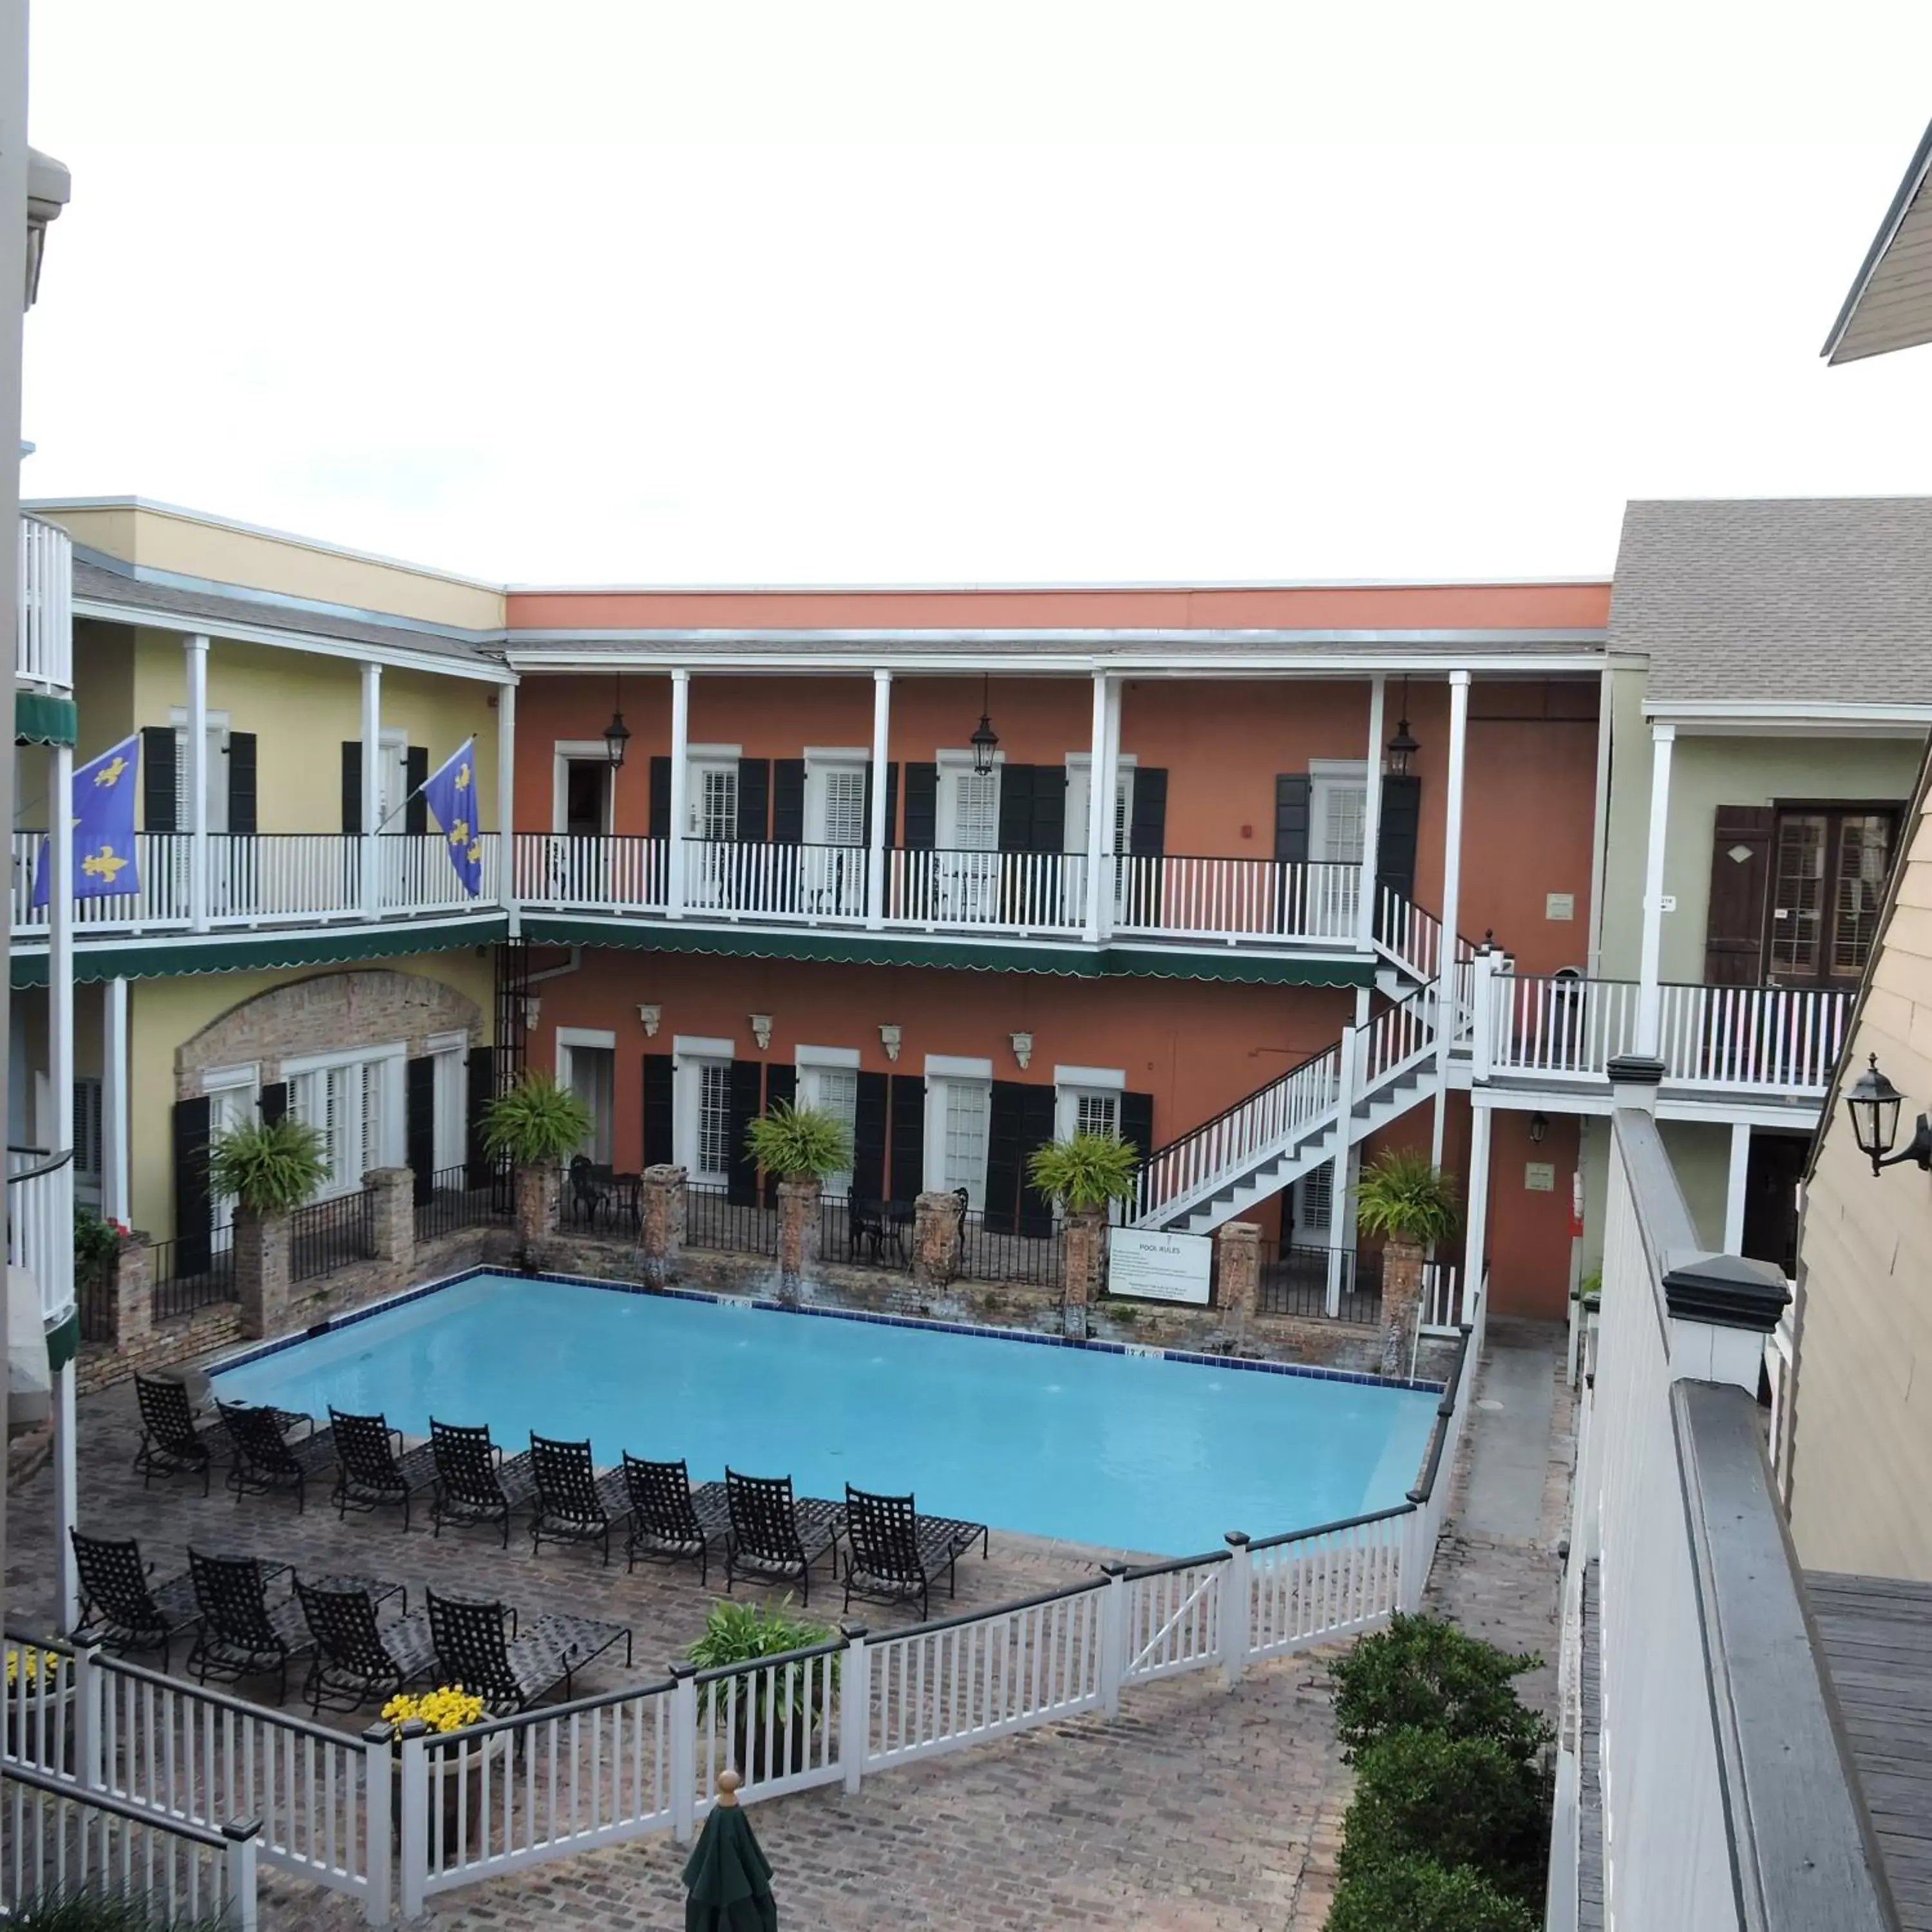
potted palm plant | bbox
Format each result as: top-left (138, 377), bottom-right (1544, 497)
top-left (1354, 1150), bottom-right (1462, 1378)
top-left (1028, 1131), bottom-right (1141, 1316)
top-left (744, 1101), bottom-right (851, 1302)
top-left (207, 1114), bottom-right (329, 1339)
top-left (687, 1598), bottom-right (839, 1783)
top-left (480, 1074), bottom-right (593, 1256)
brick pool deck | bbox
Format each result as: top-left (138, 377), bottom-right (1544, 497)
top-left (5, 1316), bottom-right (1572, 1929)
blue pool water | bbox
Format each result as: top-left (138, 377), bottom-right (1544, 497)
top-left (211, 1274), bottom-right (1439, 1557)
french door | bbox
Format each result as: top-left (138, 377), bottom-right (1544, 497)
top-left (687, 762), bottom-right (740, 907)
top-left (1767, 808), bottom-right (1895, 985)
top-left (937, 766), bottom-right (1000, 922)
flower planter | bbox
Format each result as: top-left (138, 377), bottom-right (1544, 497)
top-left (392, 1733), bottom-right (509, 1862)
top-left (4, 1658), bottom-right (74, 1777)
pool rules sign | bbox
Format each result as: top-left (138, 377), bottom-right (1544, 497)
top-left (1108, 1226), bottom-right (1213, 1305)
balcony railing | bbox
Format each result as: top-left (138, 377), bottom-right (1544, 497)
top-left (1483, 969), bottom-right (1852, 1095)
top-left (17, 515), bottom-right (71, 693)
top-left (8, 831), bottom-right (502, 938)
top-left (7, 1144), bottom-right (73, 1325)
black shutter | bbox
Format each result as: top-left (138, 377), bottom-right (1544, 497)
top-left (641, 1054), bottom-right (675, 1168)
top-left (1119, 1090), bottom-right (1154, 1166)
top-left (984, 1082), bottom-right (1026, 1236)
top-left (1376, 773), bottom-right (1423, 903)
top-left (1273, 775), bottom-right (1311, 863)
top-left (1129, 769), bottom-right (1167, 857)
top-left (998, 766), bottom-right (1035, 853)
top-left (889, 1075), bottom-right (925, 1204)
top-left (1705, 806), bottom-right (1775, 985)
top-left (726, 1060), bottom-right (762, 1206)
top-left (884, 763), bottom-right (899, 849)
top-left (903, 763), bottom-right (938, 848)
top-left (341, 743), bottom-right (363, 835)
top-left (467, 1045), bottom-right (497, 1186)
top-left (649, 757), bottom-right (672, 840)
top-left (761, 1063), bottom-right (797, 1204)
top-left (1032, 766), bottom-right (1066, 855)
top-left (852, 1072), bottom-right (887, 1204)
top-left (258, 1082), bottom-right (288, 1126)
top-left (406, 1055), bottom-right (436, 1203)
top-left (772, 761), bottom-right (805, 844)
top-left (227, 733), bottom-right (258, 836)
top-left (173, 1096), bottom-right (212, 1274)
top-left (737, 759), bottom-right (770, 843)
top-left (142, 727), bottom-right (177, 832)
top-left (404, 746), bottom-right (430, 835)
top-left (1017, 1085), bottom-right (1056, 1237)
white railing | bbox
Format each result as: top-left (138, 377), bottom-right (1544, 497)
top-left (1488, 971), bottom-right (1638, 1079)
top-left (1375, 886), bottom-right (1443, 980)
top-left (515, 833), bottom-right (668, 911)
top-left (885, 848), bottom-right (1082, 934)
top-left (1421, 1261), bottom-right (1464, 1334)
top-left (1112, 857), bottom-right (1358, 942)
top-left (683, 839), bottom-right (876, 924)
top-left (7, 1147), bottom-right (73, 1326)
top-left (17, 515), bottom-right (71, 693)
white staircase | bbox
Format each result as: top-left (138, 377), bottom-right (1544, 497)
top-left (1132, 978), bottom-right (1445, 1236)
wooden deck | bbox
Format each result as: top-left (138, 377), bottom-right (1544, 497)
top-left (1806, 1569), bottom-right (1932, 1931)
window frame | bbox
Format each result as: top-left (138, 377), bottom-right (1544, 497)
top-left (281, 1043), bottom-right (403, 1199)
top-left (803, 750), bottom-right (871, 849)
top-left (672, 1034), bottom-right (738, 1185)
top-left (1763, 798), bottom-right (1902, 987)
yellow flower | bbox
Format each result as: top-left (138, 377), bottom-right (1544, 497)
top-left (4, 1648), bottom-right (64, 1688)
top-left (383, 1684), bottom-right (484, 1735)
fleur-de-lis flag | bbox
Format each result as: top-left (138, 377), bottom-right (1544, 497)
top-left (34, 733), bottom-right (141, 905)
top-left (420, 738), bottom-right (483, 896)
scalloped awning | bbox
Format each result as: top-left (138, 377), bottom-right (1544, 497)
top-left (14, 692), bottom-right (77, 746)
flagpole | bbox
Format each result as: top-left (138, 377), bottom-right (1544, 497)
top-left (374, 739), bottom-right (477, 834)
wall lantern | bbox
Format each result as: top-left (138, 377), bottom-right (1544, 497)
top-left (970, 675), bottom-right (999, 777)
top-left (749, 1013), bottom-right (774, 1052)
top-left (1528, 1111), bottom-right (1549, 1145)
top-left (1386, 702), bottom-right (1419, 779)
top-left (878, 1023), bottom-right (902, 1063)
top-left (603, 671), bottom-right (632, 771)
top-left (1009, 1031), bottom-right (1034, 1071)
top-left (637, 1003), bottom-right (661, 1037)
top-left (1845, 1053), bottom-right (1932, 1176)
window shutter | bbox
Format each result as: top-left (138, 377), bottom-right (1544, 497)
top-left (903, 764), bottom-right (938, 849)
top-left (173, 1095), bottom-right (213, 1274)
top-left (726, 1061), bottom-right (763, 1207)
top-left (761, 1063), bottom-right (797, 1204)
top-left (884, 763), bottom-right (899, 848)
top-left (404, 1055), bottom-right (436, 1202)
top-left (641, 1053), bottom-right (675, 1168)
top-left (1705, 806), bottom-right (1775, 985)
top-left (341, 743), bottom-right (363, 835)
top-left (998, 766), bottom-right (1036, 853)
top-left (1129, 770), bottom-right (1167, 857)
top-left (1017, 1084), bottom-right (1056, 1237)
top-left (1119, 1090), bottom-right (1154, 1168)
top-left (404, 746), bottom-right (430, 835)
top-left (258, 1081), bottom-right (289, 1126)
top-left (737, 759), bottom-right (770, 843)
top-left (1375, 773), bottom-right (1423, 903)
top-left (888, 1074), bottom-right (925, 1203)
top-left (649, 757), bottom-right (672, 840)
top-left (852, 1071), bottom-right (888, 1203)
top-left (226, 733), bottom-right (258, 836)
top-left (983, 1081), bottom-right (1027, 1236)
top-left (142, 727), bottom-right (178, 833)
top-left (772, 760), bottom-right (805, 844)
top-left (73, 1079), bottom-right (102, 1182)
top-left (1031, 766), bottom-right (1066, 855)
top-left (1273, 775), bottom-right (1311, 864)
top-left (466, 1046), bottom-right (497, 1186)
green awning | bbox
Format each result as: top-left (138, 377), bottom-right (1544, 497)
top-left (15, 692), bottom-right (77, 746)
top-left (44, 1307), bottom-right (80, 1373)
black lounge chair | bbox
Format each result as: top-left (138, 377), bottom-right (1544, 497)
top-left (424, 1589), bottom-right (632, 1716)
top-left (70, 1530), bottom-right (203, 1672)
top-left (621, 1455), bottom-right (731, 1584)
top-left (185, 1550), bottom-right (313, 1703)
top-left (428, 1420), bottom-right (538, 1548)
top-left (329, 1408), bottom-right (439, 1530)
top-left (529, 1435), bottom-right (632, 1565)
top-left (841, 1485), bottom-right (989, 1620)
top-left (722, 1469), bottom-right (844, 1605)
top-left (218, 1402), bottom-right (337, 1513)
top-left (294, 1578), bottom-right (437, 1716)
top-left (132, 1373), bottom-right (220, 1495)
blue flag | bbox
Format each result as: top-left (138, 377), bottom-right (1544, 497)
top-left (34, 734), bottom-right (140, 906)
top-left (420, 738), bottom-right (483, 896)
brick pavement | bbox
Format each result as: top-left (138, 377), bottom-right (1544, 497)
top-left (6, 1320), bottom-right (1574, 1929)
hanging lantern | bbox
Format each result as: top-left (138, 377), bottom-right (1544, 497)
top-left (603, 670), bottom-right (631, 771)
top-left (971, 675), bottom-right (999, 778)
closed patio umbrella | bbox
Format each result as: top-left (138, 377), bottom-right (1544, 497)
top-left (683, 1770), bottom-right (778, 1932)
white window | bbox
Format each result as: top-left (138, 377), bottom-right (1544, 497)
top-left (1309, 761), bottom-right (1370, 866)
top-left (696, 1062), bottom-right (733, 1181)
top-left (73, 1077), bottom-right (103, 1187)
top-left (1054, 1065), bottom-right (1126, 1144)
top-left (799, 1061), bottom-right (858, 1197)
top-left (692, 762), bottom-right (739, 842)
top-left (1075, 1092), bottom-right (1119, 1138)
top-left (805, 755), bottom-right (869, 847)
top-left (1294, 1164), bottom-right (1333, 1241)
top-left (428, 1033), bottom-right (468, 1175)
top-left (940, 766), bottom-right (1000, 851)
top-left (168, 707), bottom-right (231, 834)
top-left (672, 1037), bottom-right (739, 1186)
top-left (285, 1046), bottom-right (402, 1200)
top-left (202, 1063), bottom-right (261, 1244)
top-left (922, 1057), bottom-right (994, 1209)
top-left (1064, 756), bottom-right (1135, 860)
top-left (556, 1028), bottom-right (617, 1164)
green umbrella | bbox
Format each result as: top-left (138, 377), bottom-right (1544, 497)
top-left (683, 1771), bottom-right (778, 1932)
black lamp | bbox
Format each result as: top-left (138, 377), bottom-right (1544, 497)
top-left (971, 674), bottom-right (999, 778)
top-left (1528, 1111), bottom-right (1549, 1145)
top-left (1387, 690), bottom-right (1419, 778)
top-left (602, 671), bottom-right (631, 771)
top-left (1846, 1053), bottom-right (1932, 1176)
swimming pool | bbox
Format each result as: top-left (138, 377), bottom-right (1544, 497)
top-left (211, 1273), bottom-right (1440, 1557)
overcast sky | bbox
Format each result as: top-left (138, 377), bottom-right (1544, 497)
top-left (19, 2), bottom-right (1932, 588)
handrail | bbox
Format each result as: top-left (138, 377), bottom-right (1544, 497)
top-left (6, 1146), bottom-right (73, 1185)
top-left (1121, 1546), bottom-right (1233, 1583)
top-left (1406, 1321), bottom-right (1474, 1504)
top-left (1, 1757), bottom-right (259, 1848)
top-left (692, 1634), bottom-right (846, 1685)
top-left (439, 1671), bottom-right (681, 1745)
top-left (1247, 1499), bottom-right (1417, 1554)
top-left (880, 1571), bottom-right (1108, 1640)
top-left (1136, 1040), bottom-right (1340, 1174)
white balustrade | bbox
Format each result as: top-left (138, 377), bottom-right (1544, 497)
top-left (17, 516), bottom-right (72, 692)
top-left (885, 848), bottom-right (1082, 934)
top-left (515, 833), bottom-right (667, 911)
top-left (6, 1147), bottom-right (73, 1325)
top-left (1245, 1511), bottom-right (1411, 1659)
top-left (1112, 857), bottom-right (1359, 942)
top-left (1420, 1261), bottom-right (1464, 1334)
top-left (1375, 886), bottom-right (1444, 980)
top-left (684, 839), bottom-right (876, 925)
top-left (1490, 972), bottom-right (1640, 1079)
top-left (1121, 1557), bottom-right (1225, 1683)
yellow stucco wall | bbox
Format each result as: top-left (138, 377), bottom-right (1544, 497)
top-left (126, 949), bottom-right (498, 1240)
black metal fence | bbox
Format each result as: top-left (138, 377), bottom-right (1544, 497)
top-left (819, 1195), bottom-right (914, 1271)
top-left (77, 1269), bottom-right (116, 1342)
top-left (290, 1191), bottom-right (376, 1284)
top-left (956, 1208), bottom-right (1064, 1291)
top-left (684, 1182), bottom-right (778, 1258)
top-left (148, 1229), bottom-right (238, 1322)
top-left (414, 1163), bottom-right (512, 1244)
top-left (1256, 1240), bottom-right (1383, 1323)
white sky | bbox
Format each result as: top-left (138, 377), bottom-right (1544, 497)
top-left (19, 1), bottom-right (1932, 588)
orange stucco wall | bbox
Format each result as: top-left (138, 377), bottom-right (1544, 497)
top-left (1481, 1108), bottom-right (1581, 1321)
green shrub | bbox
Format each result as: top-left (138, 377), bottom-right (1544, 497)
top-left (1329, 1614), bottom-right (1551, 1763)
top-left (4, 1891), bottom-right (233, 1931)
top-left (1027, 1132), bottom-right (1141, 1211)
top-left (480, 1074), bottom-right (592, 1168)
top-left (1354, 1150), bottom-right (1461, 1245)
top-left (744, 1101), bottom-right (851, 1183)
top-left (1337, 1729), bottom-right (1549, 1907)
top-left (205, 1115), bottom-right (328, 1215)
top-left (1325, 1853), bottom-right (1540, 1932)
top-left (73, 1208), bottom-right (120, 1290)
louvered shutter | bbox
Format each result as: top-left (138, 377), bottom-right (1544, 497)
top-left (761, 1063), bottom-right (797, 1204)
top-left (737, 759), bottom-right (770, 843)
top-left (641, 1054), bottom-right (675, 1168)
top-left (404, 746), bottom-right (430, 835)
top-left (649, 757), bottom-right (672, 840)
top-left (1376, 774), bottom-right (1423, 904)
top-left (406, 1056), bottom-right (436, 1202)
top-left (1118, 1090), bottom-right (1153, 1169)
top-left (998, 766), bottom-right (1035, 853)
top-left (889, 1074), bottom-right (925, 1203)
top-left (341, 743), bottom-right (363, 835)
top-left (725, 1061), bottom-right (762, 1206)
top-left (173, 1097), bottom-right (212, 1274)
top-left (772, 761), bottom-right (805, 844)
top-left (902, 764), bottom-right (938, 848)
top-left (1705, 807), bottom-right (1774, 985)
top-left (226, 733), bottom-right (258, 835)
top-left (142, 727), bottom-right (178, 832)
top-left (1274, 775), bottom-right (1311, 863)
top-left (853, 1072), bottom-right (888, 1203)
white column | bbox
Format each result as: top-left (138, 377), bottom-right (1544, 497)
top-left (359, 661), bottom-right (383, 920)
top-left (867, 670), bottom-right (892, 930)
top-left (1097, 676), bottom-right (1123, 940)
top-left (1326, 985), bottom-right (1370, 1316)
top-left (497, 681), bottom-right (519, 937)
top-left (102, 976), bottom-right (129, 1227)
top-left (667, 669), bottom-right (690, 919)
top-left (185, 634), bottom-right (209, 933)
top-left (1463, 1104), bottom-right (1494, 1328)
top-left (1586, 665), bottom-right (1614, 979)
top-left (1723, 1121), bottom-right (1752, 1255)
top-left (49, 737), bottom-right (78, 1631)
top-left (1083, 671), bottom-right (1110, 943)
top-left (1432, 670), bottom-right (1471, 1166)
top-left (1358, 674), bottom-right (1386, 951)
top-left (1635, 724), bottom-right (1676, 1057)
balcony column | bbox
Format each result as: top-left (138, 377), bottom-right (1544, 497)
top-left (359, 661), bottom-right (383, 921)
top-left (867, 670), bottom-right (891, 930)
top-left (1635, 723), bottom-right (1675, 1057)
top-left (102, 976), bottom-right (129, 1227)
top-left (48, 734), bottom-right (77, 1631)
top-left (667, 669), bottom-right (690, 919)
top-left (185, 634), bottom-right (210, 933)
top-left (1432, 669), bottom-right (1470, 1166)
top-left (1463, 1103), bottom-right (1493, 1325)
top-left (497, 681), bottom-right (519, 938)
top-left (1358, 672), bottom-right (1386, 951)
top-left (1326, 985), bottom-right (1370, 1316)
top-left (1723, 1122), bottom-right (1751, 1255)
top-left (1083, 671), bottom-right (1111, 943)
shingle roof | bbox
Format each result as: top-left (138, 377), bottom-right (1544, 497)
top-left (1607, 498), bottom-right (1932, 707)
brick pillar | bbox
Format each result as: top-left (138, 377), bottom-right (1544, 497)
top-left (913, 1190), bottom-right (962, 1289)
top-left (1381, 1238), bottom-right (1425, 1378)
top-left (1061, 1208), bottom-right (1108, 1336)
top-left (108, 1231), bottom-right (153, 1349)
top-left (234, 1208), bottom-right (292, 1341)
top-left (639, 1164), bottom-right (687, 1288)
top-left (1216, 1221), bottom-right (1260, 1332)
top-left (775, 1177), bottom-right (821, 1305)
top-left (364, 1167), bottom-right (415, 1264)
top-left (514, 1161), bottom-right (559, 1255)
